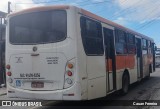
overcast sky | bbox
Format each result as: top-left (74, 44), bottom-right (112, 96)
top-left (1, 0), bottom-right (160, 46)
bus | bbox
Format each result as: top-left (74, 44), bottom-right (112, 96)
top-left (6, 5), bottom-right (155, 100)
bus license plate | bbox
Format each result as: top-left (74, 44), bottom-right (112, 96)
top-left (31, 82), bottom-right (44, 88)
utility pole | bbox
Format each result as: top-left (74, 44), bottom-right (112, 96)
top-left (8, 1), bottom-right (11, 14)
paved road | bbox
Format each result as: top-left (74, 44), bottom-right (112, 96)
top-left (1, 68), bottom-right (160, 109)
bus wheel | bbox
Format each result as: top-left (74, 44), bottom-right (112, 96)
top-left (121, 73), bottom-right (129, 95)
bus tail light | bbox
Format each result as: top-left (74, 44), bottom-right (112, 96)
top-left (7, 72), bottom-right (12, 76)
top-left (67, 71), bottom-right (73, 76)
top-left (67, 63), bottom-right (73, 69)
top-left (64, 58), bottom-right (75, 89)
top-left (6, 64), bottom-right (11, 69)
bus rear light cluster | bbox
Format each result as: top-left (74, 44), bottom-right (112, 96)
top-left (64, 59), bottom-right (75, 89)
top-left (67, 71), bottom-right (73, 76)
top-left (7, 72), bottom-right (12, 76)
top-left (6, 64), bottom-right (13, 84)
top-left (67, 63), bottom-right (73, 69)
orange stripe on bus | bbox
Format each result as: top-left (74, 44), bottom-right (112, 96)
top-left (116, 55), bottom-right (135, 70)
top-left (116, 56), bottom-right (126, 70)
top-left (106, 55), bottom-right (135, 72)
top-left (126, 55), bottom-right (135, 69)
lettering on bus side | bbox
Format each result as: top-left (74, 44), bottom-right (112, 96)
top-left (46, 57), bottom-right (59, 64)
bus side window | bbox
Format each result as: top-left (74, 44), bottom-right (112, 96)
top-left (103, 28), bottom-right (113, 59)
top-left (80, 16), bottom-right (104, 55)
top-left (127, 33), bottom-right (136, 54)
top-left (115, 29), bottom-right (127, 54)
top-left (142, 39), bottom-right (147, 49)
top-left (142, 39), bottom-right (148, 54)
top-left (148, 40), bottom-right (152, 54)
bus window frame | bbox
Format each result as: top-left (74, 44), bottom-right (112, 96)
top-left (80, 16), bottom-right (104, 56)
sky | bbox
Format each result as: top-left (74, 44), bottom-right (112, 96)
top-left (0, 0), bottom-right (160, 47)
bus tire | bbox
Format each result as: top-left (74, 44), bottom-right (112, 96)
top-left (121, 73), bottom-right (129, 95)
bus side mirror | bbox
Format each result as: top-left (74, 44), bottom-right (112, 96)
top-left (155, 46), bottom-right (157, 51)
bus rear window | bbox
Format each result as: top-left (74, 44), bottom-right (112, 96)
top-left (10, 10), bottom-right (67, 44)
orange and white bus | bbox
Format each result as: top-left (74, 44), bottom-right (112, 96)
top-left (6, 5), bottom-right (155, 100)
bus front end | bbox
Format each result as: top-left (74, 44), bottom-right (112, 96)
top-left (6, 6), bottom-right (81, 100)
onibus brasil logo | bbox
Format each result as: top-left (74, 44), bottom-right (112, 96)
top-left (2, 101), bottom-right (42, 106)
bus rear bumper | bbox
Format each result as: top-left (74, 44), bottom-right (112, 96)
top-left (7, 82), bottom-right (82, 100)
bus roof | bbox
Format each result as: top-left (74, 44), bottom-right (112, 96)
top-left (8, 5), bottom-right (69, 17)
top-left (8, 5), bottom-right (154, 42)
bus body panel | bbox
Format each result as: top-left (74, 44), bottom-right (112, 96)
top-left (6, 6), bottom-right (83, 100)
top-left (6, 5), bottom-right (155, 100)
top-left (87, 56), bottom-right (106, 100)
top-left (9, 52), bottom-right (67, 90)
top-left (79, 9), bottom-right (107, 99)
